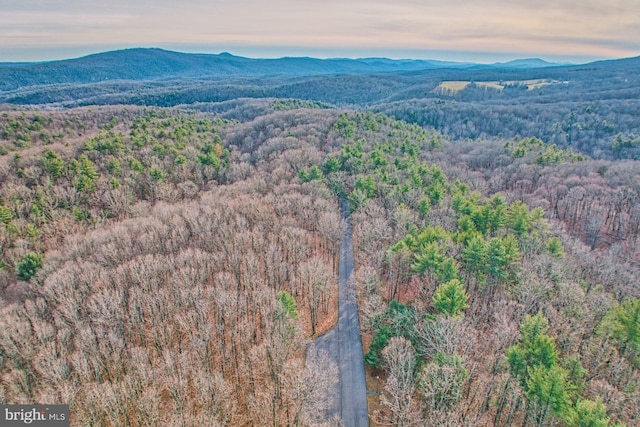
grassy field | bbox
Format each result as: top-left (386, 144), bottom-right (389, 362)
top-left (434, 81), bottom-right (470, 93)
top-left (435, 79), bottom-right (557, 93)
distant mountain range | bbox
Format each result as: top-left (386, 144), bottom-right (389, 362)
top-left (0, 48), bottom-right (568, 92)
top-left (1, 48), bottom-right (639, 109)
top-left (491, 58), bottom-right (566, 68)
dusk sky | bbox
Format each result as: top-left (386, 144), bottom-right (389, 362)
top-left (1, 0), bottom-right (639, 63)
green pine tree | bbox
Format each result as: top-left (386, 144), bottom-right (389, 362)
top-left (432, 279), bottom-right (469, 317)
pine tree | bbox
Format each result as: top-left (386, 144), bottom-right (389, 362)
top-left (506, 313), bottom-right (559, 382)
top-left (412, 242), bottom-right (444, 276)
top-left (575, 398), bottom-right (610, 427)
top-left (277, 291), bottom-right (298, 319)
top-left (526, 364), bottom-right (576, 426)
top-left (597, 298), bottom-right (640, 366)
top-left (547, 237), bottom-right (565, 258)
top-left (486, 237), bottom-right (508, 279)
top-left (462, 235), bottom-right (487, 279)
top-left (432, 279), bottom-right (469, 317)
top-left (17, 252), bottom-right (44, 281)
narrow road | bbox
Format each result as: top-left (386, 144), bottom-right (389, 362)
top-left (307, 200), bottom-right (369, 426)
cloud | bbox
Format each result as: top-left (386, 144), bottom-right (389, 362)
top-left (1, 0), bottom-right (638, 61)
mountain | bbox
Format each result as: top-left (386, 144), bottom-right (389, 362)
top-left (0, 48), bottom-right (560, 91)
top-left (493, 58), bottom-right (562, 68)
top-left (0, 48), bottom-right (462, 91)
top-left (2, 48), bottom-right (639, 121)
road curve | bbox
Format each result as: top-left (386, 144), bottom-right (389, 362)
top-left (307, 200), bottom-right (369, 426)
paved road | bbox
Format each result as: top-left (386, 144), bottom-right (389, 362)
top-left (308, 329), bottom-right (340, 421)
top-left (307, 200), bottom-right (369, 426)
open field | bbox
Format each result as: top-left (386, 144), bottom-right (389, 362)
top-left (434, 80), bottom-right (471, 93)
top-left (435, 79), bottom-right (558, 93)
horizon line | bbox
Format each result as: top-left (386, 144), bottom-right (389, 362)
top-left (1, 45), bottom-right (629, 66)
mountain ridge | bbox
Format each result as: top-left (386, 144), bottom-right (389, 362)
top-left (0, 47), bottom-right (568, 91)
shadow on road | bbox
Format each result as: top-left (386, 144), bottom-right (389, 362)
top-left (306, 200), bottom-right (369, 427)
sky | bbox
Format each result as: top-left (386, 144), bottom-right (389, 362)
top-left (1, 0), bottom-right (639, 63)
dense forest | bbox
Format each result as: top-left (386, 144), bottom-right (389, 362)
top-left (0, 107), bottom-right (345, 425)
top-left (2, 50), bottom-right (640, 160)
top-left (0, 103), bottom-right (638, 426)
top-left (0, 49), bottom-right (639, 426)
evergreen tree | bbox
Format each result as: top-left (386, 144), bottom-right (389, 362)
top-left (437, 257), bottom-right (459, 283)
top-left (462, 235), bottom-right (487, 279)
top-left (575, 398), bottom-right (610, 427)
top-left (277, 291), bottom-right (298, 320)
top-left (412, 242), bottom-right (444, 276)
top-left (432, 279), bottom-right (468, 317)
top-left (506, 313), bottom-right (559, 382)
top-left (547, 237), bottom-right (565, 258)
top-left (507, 200), bottom-right (532, 235)
top-left (17, 252), bottom-right (44, 281)
top-left (486, 237), bottom-right (508, 279)
top-left (597, 298), bottom-right (640, 366)
top-left (72, 155), bottom-right (99, 192)
top-left (526, 364), bottom-right (576, 426)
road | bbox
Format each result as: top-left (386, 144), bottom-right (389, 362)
top-left (307, 200), bottom-right (369, 426)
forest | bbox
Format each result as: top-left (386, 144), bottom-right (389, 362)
top-left (2, 50), bottom-right (640, 160)
top-left (0, 52), bottom-right (639, 426)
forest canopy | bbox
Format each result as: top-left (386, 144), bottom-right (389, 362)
top-left (0, 57), bottom-right (639, 426)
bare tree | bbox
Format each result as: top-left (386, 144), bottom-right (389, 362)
top-left (380, 337), bottom-right (420, 426)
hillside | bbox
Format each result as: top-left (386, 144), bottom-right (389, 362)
top-left (1, 48), bottom-right (638, 98)
top-left (0, 105), bottom-right (638, 426)
top-left (2, 51), bottom-right (640, 161)
top-left (0, 48), bottom-right (483, 92)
